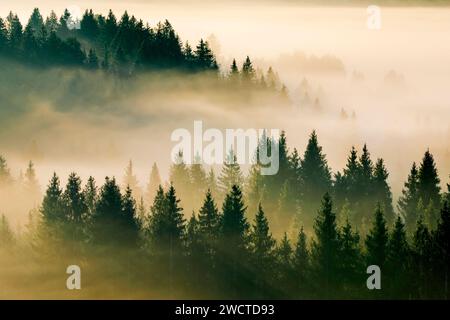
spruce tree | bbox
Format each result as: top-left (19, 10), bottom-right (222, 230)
top-left (398, 162), bottom-right (420, 232)
top-left (250, 204), bottom-right (276, 272)
top-left (146, 162), bottom-right (162, 205)
top-left (218, 150), bottom-right (244, 196)
top-left (41, 173), bottom-right (64, 225)
top-left (372, 158), bottom-right (394, 224)
top-left (387, 216), bottom-right (410, 293)
top-left (198, 189), bottom-right (220, 242)
top-left (63, 172), bottom-right (86, 224)
top-left (293, 227), bottom-right (310, 296)
top-left (148, 185), bottom-right (185, 251)
top-left (169, 151), bottom-right (191, 212)
top-left (365, 204), bottom-right (389, 268)
top-left (190, 161), bottom-right (207, 211)
top-left (91, 177), bottom-right (123, 246)
top-left (417, 150), bottom-right (441, 211)
top-left (275, 233), bottom-right (294, 296)
top-left (311, 193), bottom-right (340, 293)
top-left (412, 214), bottom-right (432, 298)
top-left (339, 217), bottom-right (362, 289)
top-left (299, 131), bottom-right (332, 229)
top-left (121, 185), bottom-right (140, 247)
top-left (83, 176), bottom-right (97, 217)
top-left (123, 160), bottom-right (142, 200)
top-left (220, 185), bottom-right (249, 254)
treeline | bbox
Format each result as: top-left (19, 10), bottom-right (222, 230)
top-left (1, 131), bottom-right (450, 298)
top-left (0, 7), bottom-right (286, 93)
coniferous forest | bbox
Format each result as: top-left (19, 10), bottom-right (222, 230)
top-left (1, 131), bottom-right (450, 299)
top-left (1, 6), bottom-right (450, 300)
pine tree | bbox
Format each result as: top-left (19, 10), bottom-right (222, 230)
top-left (299, 131), bottom-right (332, 229)
top-left (417, 150), bottom-right (441, 211)
top-left (311, 193), bottom-right (340, 293)
top-left (365, 204), bottom-right (389, 268)
top-left (398, 162), bottom-right (420, 232)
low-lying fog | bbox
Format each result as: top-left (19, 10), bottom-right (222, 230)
top-left (1, 2), bottom-right (449, 227)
